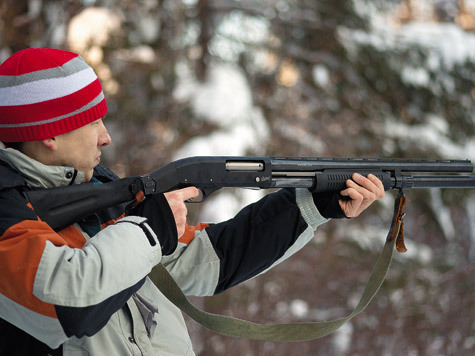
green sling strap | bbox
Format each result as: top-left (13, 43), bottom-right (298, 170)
top-left (147, 193), bottom-right (406, 342)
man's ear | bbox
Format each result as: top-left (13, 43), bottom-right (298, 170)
top-left (41, 137), bottom-right (57, 150)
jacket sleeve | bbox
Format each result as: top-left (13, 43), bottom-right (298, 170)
top-left (162, 188), bottom-right (328, 296)
top-left (0, 188), bottom-right (162, 348)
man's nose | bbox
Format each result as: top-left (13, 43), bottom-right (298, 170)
top-left (98, 121), bottom-right (112, 146)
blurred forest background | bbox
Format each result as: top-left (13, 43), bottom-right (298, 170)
top-left (1, 0), bottom-right (474, 355)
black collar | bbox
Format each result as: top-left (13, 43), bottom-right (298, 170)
top-left (0, 163), bottom-right (26, 190)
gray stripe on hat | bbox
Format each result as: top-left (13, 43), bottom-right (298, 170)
top-left (0, 56), bottom-right (91, 88)
top-left (0, 91), bottom-right (105, 128)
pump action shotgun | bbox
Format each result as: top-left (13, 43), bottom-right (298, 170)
top-left (25, 156), bottom-right (475, 231)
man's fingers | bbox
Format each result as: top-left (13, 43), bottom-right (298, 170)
top-left (165, 186), bottom-right (200, 202)
top-left (367, 174), bottom-right (386, 199)
top-left (340, 186), bottom-right (363, 202)
top-left (345, 178), bottom-right (376, 201)
top-left (348, 173), bottom-right (386, 199)
top-left (178, 187), bottom-right (200, 201)
top-left (338, 174), bottom-right (386, 218)
top-left (351, 174), bottom-right (379, 195)
top-left (339, 188), bottom-right (362, 218)
top-left (163, 187), bottom-right (199, 238)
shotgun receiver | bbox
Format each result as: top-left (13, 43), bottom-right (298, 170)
top-left (25, 156), bottom-right (475, 231)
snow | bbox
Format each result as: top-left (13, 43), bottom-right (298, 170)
top-left (399, 240), bottom-right (434, 264)
top-left (382, 117), bottom-right (475, 160)
top-left (289, 299), bottom-right (309, 319)
top-left (186, 65), bottom-right (254, 127)
top-left (197, 189), bottom-right (264, 223)
top-left (340, 12), bottom-right (475, 89)
top-left (401, 66), bottom-right (431, 87)
top-left (210, 11), bottom-right (270, 62)
top-left (174, 64), bottom-right (270, 221)
top-left (398, 23), bottom-right (475, 70)
top-left (173, 64), bottom-right (270, 157)
top-left (332, 322), bottom-right (354, 354)
top-left (312, 64), bottom-right (331, 87)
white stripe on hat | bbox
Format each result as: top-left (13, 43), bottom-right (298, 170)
top-left (0, 67), bottom-right (97, 106)
top-left (0, 91), bottom-right (105, 128)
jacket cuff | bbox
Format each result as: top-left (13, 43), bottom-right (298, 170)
top-left (296, 188), bottom-right (329, 230)
top-left (115, 216), bottom-right (162, 264)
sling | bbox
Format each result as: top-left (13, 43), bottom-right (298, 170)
top-left (148, 192), bottom-right (407, 341)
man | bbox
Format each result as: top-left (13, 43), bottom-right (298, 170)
top-left (0, 48), bottom-right (385, 355)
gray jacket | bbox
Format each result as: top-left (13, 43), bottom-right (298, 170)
top-left (0, 144), bottom-right (328, 355)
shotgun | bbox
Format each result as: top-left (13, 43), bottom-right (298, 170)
top-left (25, 156), bottom-right (475, 231)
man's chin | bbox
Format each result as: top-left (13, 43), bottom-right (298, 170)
top-left (83, 169), bottom-right (95, 183)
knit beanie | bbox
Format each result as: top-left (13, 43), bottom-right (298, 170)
top-left (0, 48), bottom-right (107, 142)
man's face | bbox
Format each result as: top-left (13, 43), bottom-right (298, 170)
top-left (53, 119), bottom-right (111, 182)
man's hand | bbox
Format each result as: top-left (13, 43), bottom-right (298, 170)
top-left (339, 173), bottom-right (385, 218)
top-left (164, 187), bottom-right (200, 237)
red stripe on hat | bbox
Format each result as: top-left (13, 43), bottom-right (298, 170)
top-left (0, 79), bottom-right (103, 125)
top-left (0, 98), bottom-right (107, 142)
top-left (0, 48), bottom-right (78, 76)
